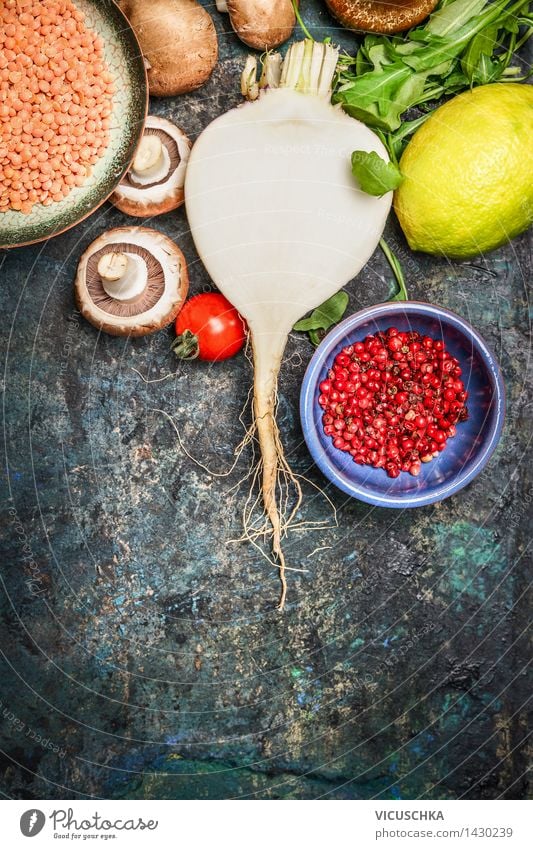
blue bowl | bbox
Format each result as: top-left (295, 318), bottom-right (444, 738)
top-left (300, 301), bottom-right (505, 508)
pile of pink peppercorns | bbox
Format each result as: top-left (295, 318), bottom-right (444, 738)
top-left (319, 326), bottom-right (469, 478)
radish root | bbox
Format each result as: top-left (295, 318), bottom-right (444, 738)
top-left (256, 389), bottom-right (290, 609)
top-left (148, 341), bottom-right (338, 608)
top-left (131, 367), bottom-right (182, 384)
top-left (252, 332), bottom-right (296, 608)
top-left (152, 397), bottom-right (255, 480)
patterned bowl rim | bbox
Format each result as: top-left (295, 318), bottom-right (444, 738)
top-left (0, 0), bottom-right (148, 250)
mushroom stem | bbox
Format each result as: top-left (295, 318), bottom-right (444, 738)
top-left (98, 252), bottom-right (148, 302)
top-left (97, 252), bottom-right (128, 282)
top-left (130, 135), bottom-right (171, 186)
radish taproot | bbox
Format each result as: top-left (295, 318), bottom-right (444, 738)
top-left (185, 40), bottom-right (392, 608)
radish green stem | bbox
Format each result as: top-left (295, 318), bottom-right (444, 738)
top-left (380, 238), bottom-right (409, 302)
top-left (291, 0), bottom-right (314, 41)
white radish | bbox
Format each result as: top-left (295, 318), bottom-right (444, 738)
top-left (185, 40), bottom-right (392, 608)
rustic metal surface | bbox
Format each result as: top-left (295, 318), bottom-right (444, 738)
top-left (1, 3), bottom-right (531, 800)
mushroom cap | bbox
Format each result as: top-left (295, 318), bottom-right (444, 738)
top-left (110, 116), bottom-right (191, 218)
top-left (325, 0), bottom-right (439, 34)
top-left (119, 0), bottom-right (218, 96)
top-left (75, 227), bottom-right (189, 337)
top-left (225, 0), bottom-right (296, 50)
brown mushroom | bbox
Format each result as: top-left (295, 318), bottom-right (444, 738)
top-left (119, 0), bottom-right (218, 96)
top-left (216, 0), bottom-right (296, 50)
top-left (110, 116), bottom-right (191, 218)
top-left (324, 0), bottom-right (439, 34)
top-left (75, 227), bottom-right (189, 337)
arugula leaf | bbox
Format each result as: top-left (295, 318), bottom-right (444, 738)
top-left (427, 0), bottom-right (489, 37)
top-left (367, 44), bottom-right (390, 71)
top-left (351, 151), bottom-right (404, 196)
top-left (333, 0), bottom-right (532, 158)
top-left (334, 64), bottom-right (413, 131)
top-left (293, 291), bottom-right (349, 345)
top-left (461, 20), bottom-right (500, 81)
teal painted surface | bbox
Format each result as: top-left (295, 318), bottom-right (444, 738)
top-left (0, 1), bottom-right (531, 801)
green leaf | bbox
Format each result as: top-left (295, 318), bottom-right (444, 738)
top-left (390, 277), bottom-right (409, 302)
top-left (351, 150), bottom-right (404, 196)
top-left (309, 329), bottom-right (325, 346)
top-left (387, 112), bottom-right (433, 157)
top-left (293, 291), bottom-right (349, 344)
top-left (379, 70), bottom-right (432, 118)
top-left (355, 48), bottom-right (372, 76)
top-left (314, 291), bottom-right (349, 325)
top-left (367, 44), bottom-right (390, 71)
top-left (461, 20), bottom-right (499, 81)
top-left (333, 0), bottom-right (531, 159)
top-left (292, 315), bottom-right (327, 332)
top-left (338, 100), bottom-right (393, 132)
top-left (334, 63), bottom-right (413, 132)
top-left (426, 0), bottom-right (489, 37)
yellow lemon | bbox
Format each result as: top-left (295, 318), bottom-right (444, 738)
top-left (394, 83), bottom-right (533, 259)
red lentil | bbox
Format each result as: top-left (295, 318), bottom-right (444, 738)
top-left (0, 0), bottom-right (114, 214)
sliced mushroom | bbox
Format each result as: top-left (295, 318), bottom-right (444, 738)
top-left (119, 0), bottom-right (218, 96)
top-left (325, 0), bottom-right (439, 33)
top-left (75, 227), bottom-right (189, 337)
top-left (216, 0), bottom-right (295, 50)
top-left (110, 116), bottom-right (191, 218)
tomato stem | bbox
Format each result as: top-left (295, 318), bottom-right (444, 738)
top-left (171, 330), bottom-right (200, 360)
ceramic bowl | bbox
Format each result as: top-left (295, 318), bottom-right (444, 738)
top-left (0, 0), bottom-right (147, 249)
top-left (300, 301), bottom-right (505, 508)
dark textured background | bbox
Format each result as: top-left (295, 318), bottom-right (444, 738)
top-left (1, 2), bottom-right (531, 800)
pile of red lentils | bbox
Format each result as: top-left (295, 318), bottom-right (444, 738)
top-left (0, 0), bottom-right (114, 214)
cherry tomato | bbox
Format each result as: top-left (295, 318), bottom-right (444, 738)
top-left (173, 293), bottom-right (247, 362)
